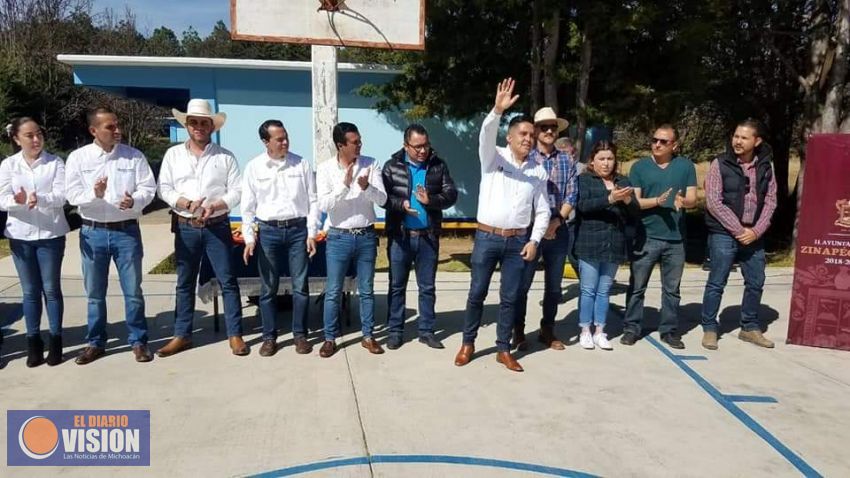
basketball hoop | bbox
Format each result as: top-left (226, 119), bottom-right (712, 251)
top-left (318, 0), bottom-right (342, 12)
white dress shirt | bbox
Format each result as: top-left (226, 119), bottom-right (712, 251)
top-left (477, 110), bottom-right (550, 243)
top-left (65, 143), bottom-right (156, 223)
top-left (0, 151), bottom-right (70, 240)
top-left (158, 142), bottom-right (242, 219)
top-left (240, 152), bottom-right (320, 244)
top-left (316, 155), bottom-right (387, 229)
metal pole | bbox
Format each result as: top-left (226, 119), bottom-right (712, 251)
top-left (311, 45), bottom-right (338, 166)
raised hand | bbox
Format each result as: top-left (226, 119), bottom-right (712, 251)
top-left (119, 191), bottom-right (134, 210)
top-left (27, 191), bottom-right (37, 209)
top-left (94, 177), bottom-right (108, 199)
top-left (414, 184), bottom-right (430, 205)
top-left (13, 187), bottom-right (26, 205)
top-left (494, 78), bottom-right (520, 114)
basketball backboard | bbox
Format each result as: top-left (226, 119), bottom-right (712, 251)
top-left (231, 0), bottom-right (426, 50)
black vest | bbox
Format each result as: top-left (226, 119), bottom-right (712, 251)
top-left (705, 143), bottom-right (774, 235)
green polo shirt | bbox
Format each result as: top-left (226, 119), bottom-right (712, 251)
top-left (629, 156), bottom-right (697, 241)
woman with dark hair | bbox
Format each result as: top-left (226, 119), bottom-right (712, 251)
top-left (0, 117), bottom-right (69, 366)
top-left (574, 141), bottom-right (638, 350)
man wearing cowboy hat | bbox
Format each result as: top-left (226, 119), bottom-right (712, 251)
top-left (157, 99), bottom-right (248, 357)
top-left (514, 106), bottom-right (578, 352)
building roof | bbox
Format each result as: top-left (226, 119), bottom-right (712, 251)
top-left (56, 54), bottom-right (400, 74)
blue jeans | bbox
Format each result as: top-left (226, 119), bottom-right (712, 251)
top-left (463, 231), bottom-right (527, 352)
top-left (578, 260), bottom-right (618, 327)
top-left (10, 237), bottom-right (65, 337)
top-left (701, 233), bottom-right (766, 332)
top-left (624, 238), bottom-right (685, 336)
top-left (387, 232), bottom-right (438, 337)
top-left (174, 221), bottom-right (243, 338)
top-left (323, 229), bottom-right (377, 340)
top-left (257, 223), bottom-right (309, 340)
top-left (79, 224), bottom-right (146, 348)
top-left (517, 224), bottom-right (570, 329)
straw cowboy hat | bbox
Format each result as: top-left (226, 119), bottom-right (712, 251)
top-left (172, 99), bottom-right (227, 131)
top-left (533, 107), bottom-right (569, 133)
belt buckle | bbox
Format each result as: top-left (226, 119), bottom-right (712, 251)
top-left (351, 227), bottom-right (364, 235)
top-left (190, 217), bottom-right (206, 228)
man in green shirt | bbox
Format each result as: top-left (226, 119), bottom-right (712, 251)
top-left (621, 125), bottom-right (697, 349)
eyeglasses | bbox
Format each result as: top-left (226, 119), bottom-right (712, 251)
top-left (346, 140), bottom-right (362, 147)
top-left (538, 124), bottom-right (558, 133)
top-left (651, 137), bottom-right (672, 146)
top-left (406, 142), bottom-right (430, 152)
top-left (103, 124), bottom-right (119, 132)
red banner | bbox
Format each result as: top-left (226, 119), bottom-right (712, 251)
top-left (788, 134), bottom-right (850, 350)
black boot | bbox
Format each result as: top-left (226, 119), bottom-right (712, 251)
top-left (26, 335), bottom-right (45, 368)
top-left (46, 334), bottom-right (63, 366)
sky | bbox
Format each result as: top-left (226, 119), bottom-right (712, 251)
top-left (91, 0), bottom-right (229, 37)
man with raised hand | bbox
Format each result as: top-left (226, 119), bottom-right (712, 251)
top-left (241, 120), bottom-right (320, 357)
top-left (454, 78), bottom-right (550, 372)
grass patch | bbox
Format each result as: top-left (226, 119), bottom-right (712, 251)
top-left (0, 238), bottom-right (10, 259)
top-left (149, 253), bottom-right (176, 274)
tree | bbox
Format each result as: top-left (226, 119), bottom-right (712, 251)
top-left (144, 26), bottom-right (183, 56)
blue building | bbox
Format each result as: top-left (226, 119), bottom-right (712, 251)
top-left (57, 55), bottom-right (481, 224)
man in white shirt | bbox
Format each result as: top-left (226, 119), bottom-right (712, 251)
top-left (453, 78), bottom-right (550, 373)
top-left (315, 122), bottom-right (387, 358)
top-left (65, 107), bottom-right (157, 365)
top-left (156, 99), bottom-right (247, 357)
top-left (241, 120), bottom-right (319, 357)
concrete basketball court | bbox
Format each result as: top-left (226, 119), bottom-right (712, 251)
top-left (1, 252), bottom-right (848, 476)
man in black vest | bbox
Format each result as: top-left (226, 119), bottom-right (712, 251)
top-left (701, 119), bottom-right (777, 350)
top-left (382, 124), bottom-right (458, 350)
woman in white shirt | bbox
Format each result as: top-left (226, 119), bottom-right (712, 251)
top-left (0, 117), bottom-right (70, 367)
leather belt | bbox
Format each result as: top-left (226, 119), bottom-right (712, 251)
top-left (477, 223), bottom-right (527, 238)
top-left (81, 219), bottom-right (138, 230)
top-left (329, 225), bottom-right (375, 235)
top-left (258, 217), bottom-right (307, 228)
top-left (175, 214), bottom-right (228, 228)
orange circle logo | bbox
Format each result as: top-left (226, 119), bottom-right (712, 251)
top-left (18, 416), bottom-right (60, 459)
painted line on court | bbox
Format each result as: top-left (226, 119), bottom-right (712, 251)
top-left (676, 355), bottom-right (708, 361)
top-left (646, 335), bottom-right (822, 477)
top-left (724, 394), bottom-right (779, 404)
top-left (249, 454), bottom-right (599, 477)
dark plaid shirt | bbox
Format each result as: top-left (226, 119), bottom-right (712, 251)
top-left (574, 172), bottom-right (640, 264)
top-left (530, 147), bottom-right (578, 216)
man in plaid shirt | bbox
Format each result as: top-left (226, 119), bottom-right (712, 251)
top-left (514, 107), bottom-right (579, 351)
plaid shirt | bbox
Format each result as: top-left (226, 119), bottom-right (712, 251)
top-left (705, 155), bottom-right (777, 237)
top-left (531, 147), bottom-right (578, 217)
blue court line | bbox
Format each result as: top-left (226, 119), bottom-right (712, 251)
top-left (249, 454), bottom-right (599, 477)
top-left (724, 395), bottom-right (779, 404)
top-left (645, 335), bottom-right (822, 477)
top-left (677, 355), bottom-right (708, 361)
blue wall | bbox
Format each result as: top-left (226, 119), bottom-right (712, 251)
top-left (71, 63), bottom-right (488, 221)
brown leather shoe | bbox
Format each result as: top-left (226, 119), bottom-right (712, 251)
top-left (738, 330), bottom-right (775, 348)
top-left (74, 346), bottom-right (105, 365)
top-left (132, 344), bottom-right (153, 363)
top-left (294, 337), bottom-right (313, 355)
top-left (156, 337), bottom-right (192, 358)
top-left (319, 340), bottom-right (337, 358)
top-left (454, 344), bottom-right (475, 366)
top-left (496, 351), bottom-right (524, 372)
top-left (229, 336), bottom-right (250, 356)
top-left (259, 339), bottom-right (277, 357)
top-left (361, 337), bottom-right (385, 354)
top-left (702, 331), bottom-right (719, 350)
top-left (512, 325), bottom-right (528, 351)
top-left (539, 326), bottom-right (566, 350)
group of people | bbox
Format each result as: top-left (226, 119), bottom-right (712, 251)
top-left (0, 79), bottom-right (777, 372)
